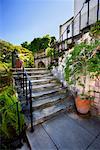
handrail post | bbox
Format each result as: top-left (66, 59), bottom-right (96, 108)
top-left (87, 0), bottom-right (90, 26)
top-left (16, 102), bottom-right (20, 135)
top-left (72, 20), bottom-right (74, 39)
top-left (20, 68), bottom-right (23, 88)
top-left (23, 67), bottom-right (25, 95)
top-left (97, 0), bottom-right (99, 21)
top-left (79, 11), bottom-right (81, 33)
top-left (29, 81), bottom-right (34, 132)
top-left (26, 75), bottom-right (28, 104)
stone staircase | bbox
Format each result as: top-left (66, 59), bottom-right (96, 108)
top-left (13, 68), bottom-right (74, 125)
top-left (13, 68), bottom-right (74, 147)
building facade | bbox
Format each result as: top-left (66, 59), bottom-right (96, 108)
top-left (59, 0), bottom-right (100, 40)
top-left (34, 50), bottom-right (51, 68)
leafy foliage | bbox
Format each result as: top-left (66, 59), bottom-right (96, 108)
top-left (21, 41), bottom-right (29, 49)
top-left (64, 40), bottom-right (100, 86)
top-left (90, 21), bottom-right (100, 37)
top-left (21, 35), bottom-right (56, 53)
top-left (46, 47), bottom-right (55, 57)
top-left (0, 40), bottom-right (34, 70)
top-left (0, 86), bottom-right (24, 139)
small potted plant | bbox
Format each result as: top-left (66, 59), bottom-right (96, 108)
top-left (75, 83), bottom-right (94, 114)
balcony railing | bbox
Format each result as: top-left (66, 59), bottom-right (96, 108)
top-left (55, 0), bottom-right (100, 53)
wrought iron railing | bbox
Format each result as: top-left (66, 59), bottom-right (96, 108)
top-left (54, 0), bottom-right (100, 54)
top-left (12, 67), bottom-right (34, 132)
top-left (22, 67), bottom-right (34, 132)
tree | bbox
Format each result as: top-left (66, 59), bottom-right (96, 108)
top-left (50, 36), bottom-right (56, 47)
top-left (29, 35), bottom-right (55, 53)
top-left (30, 38), bottom-right (42, 52)
top-left (41, 35), bottom-right (51, 49)
top-left (21, 41), bottom-right (29, 49)
top-left (46, 47), bottom-right (55, 57)
top-left (21, 35), bottom-right (56, 53)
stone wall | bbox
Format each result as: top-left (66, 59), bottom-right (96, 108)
top-left (35, 57), bottom-right (51, 68)
top-left (52, 32), bottom-right (100, 116)
top-left (34, 51), bottom-right (51, 68)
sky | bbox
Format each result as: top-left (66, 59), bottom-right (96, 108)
top-left (0, 0), bottom-right (74, 45)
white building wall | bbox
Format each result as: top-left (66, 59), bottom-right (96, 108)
top-left (74, 0), bottom-right (100, 35)
top-left (59, 18), bottom-right (73, 40)
top-left (59, 0), bottom-right (100, 39)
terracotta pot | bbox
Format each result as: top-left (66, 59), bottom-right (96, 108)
top-left (75, 96), bottom-right (91, 114)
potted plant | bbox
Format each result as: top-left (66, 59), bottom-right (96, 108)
top-left (64, 41), bottom-right (100, 114)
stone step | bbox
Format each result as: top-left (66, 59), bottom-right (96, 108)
top-left (30, 76), bottom-right (55, 80)
top-left (31, 77), bottom-right (55, 82)
top-left (25, 68), bottom-right (47, 71)
top-left (33, 91), bottom-right (66, 101)
top-left (30, 78), bottom-right (56, 85)
top-left (15, 83), bottom-right (62, 95)
top-left (13, 70), bottom-right (50, 76)
top-left (18, 78), bottom-right (57, 87)
top-left (28, 104), bottom-right (66, 126)
top-left (12, 67), bottom-right (47, 71)
top-left (20, 80), bottom-right (57, 88)
top-left (23, 82), bottom-right (60, 90)
top-left (31, 88), bottom-right (65, 98)
top-left (29, 73), bottom-right (52, 79)
top-left (11, 68), bottom-right (47, 71)
top-left (13, 73), bottom-right (52, 79)
top-left (27, 70), bottom-right (50, 75)
top-left (32, 94), bottom-right (67, 110)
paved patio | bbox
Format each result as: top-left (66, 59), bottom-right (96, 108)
top-left (26, 112), bottom-right (100, 150)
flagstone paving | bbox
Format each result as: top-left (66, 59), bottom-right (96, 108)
top-left (26, 112), bottom-right (100, 150)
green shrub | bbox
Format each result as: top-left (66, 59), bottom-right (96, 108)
top-left (64, 40), bottom-right (100, 85)
top-left (46, 47), bottom-right (55, 57)
top-left (90, 21), bottom-right (100, 37)
top-left (0, 86), bottom-right (25, 139)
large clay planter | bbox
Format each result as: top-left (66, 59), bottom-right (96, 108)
top-left (75, 96), bottom-right (91, 114)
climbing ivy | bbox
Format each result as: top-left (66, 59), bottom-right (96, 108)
top-left (64, 40), bottom-right (100, 85)
top-left (90, 21), bottom-right (100, 37)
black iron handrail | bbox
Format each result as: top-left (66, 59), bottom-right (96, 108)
top-left (13, 67), bottom-right (34, 132)
top-left (22, 67), bottom-right (34, 132)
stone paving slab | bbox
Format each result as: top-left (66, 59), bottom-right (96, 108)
top-left (66, 113), bottom-right (100, 137)
top-left (87, 134), bottom-right (100, 150)
top-left (26, 125), bottom-right (57, 150)
top-left (42, 113), bottom-right (95, 150)
top-left (26, 112), bottom-right (100, 150)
